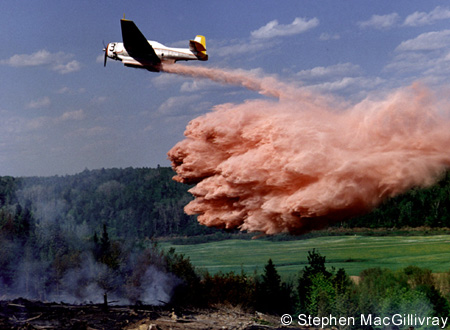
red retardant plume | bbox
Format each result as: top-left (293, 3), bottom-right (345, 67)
top-left (165, 64), bottom-right (450, 235)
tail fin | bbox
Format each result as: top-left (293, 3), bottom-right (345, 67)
top-left (189, 35), bottom-right (208, 61)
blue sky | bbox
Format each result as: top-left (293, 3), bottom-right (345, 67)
top-left (1, 1), bottom-right (450, 176)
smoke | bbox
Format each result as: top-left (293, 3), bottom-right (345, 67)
top-left (1, 180), bottom-right (180, 304)
top-left (165, 64), bottom-right (450, 235)
top-left (139, 265), bottom-right (181, 305)
top-left (1, 237), bottom-right (179, 304)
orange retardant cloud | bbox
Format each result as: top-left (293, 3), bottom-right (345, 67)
top-left (165, 64), bottom-right (450, 234)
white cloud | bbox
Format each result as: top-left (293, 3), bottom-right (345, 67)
top-left (396, 30), bottom-right (450, 51)
top-left (11, 109), bottom-right (86, 132)
top-left (386, 29), bottom-right (450, 86)
top-left (59, 109), bottom-right (85, 122)
top-left (151, 73), bottom-right (185, 87)
top-left (319, 33), bottom-right (340, 41)
top-left (57, 87), bottom-right (71, 94)
top-left (180, 80), bottom-right (215, 93)
top-left (91, 96), bottom-right (107, 104)
top-left (53, 60), bottom-right (81, 74)
top-left (157, 95), bottom-right (202, 116)
top-left (386, 49), bottom-right (450, 86)
top-left (251, 17), bottom-right (319, 39)
top-left (385, 51), bottom-right (428, 72)
top-left (297, 63), bottom-right (362, 81)
top-left (213, 17), bottom-right (318, 58)
top-left (26, 118), bottom-right (48, 131)
top-left (404, 6), bottom-right (450, 27)
top-left (2, 49), bottom-right (53, 67)
top-left (26, 96), bottom-right (51, 109)
top-left (214, 39), bottom-right (270, 57)
top-left (295, 63), bottom-right (384, 97)
top-left (1, 49), bottom-right (81, 74)
top-left (67, 126), bottom-right (109, 138)
top-left (358, 13), bottom-right (400, 30)
top-left (57, 86), bottom-right (86, 94)
top-left (305, 76), bottom-right (386, 98)
top-left (96, 53), bottom-right (105, 63)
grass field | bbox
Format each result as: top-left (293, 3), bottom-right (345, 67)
top-left (159, 235), bottom-right (450, 278)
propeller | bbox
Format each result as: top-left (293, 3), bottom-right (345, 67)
top-left (103, 41), bottom-right (108, 67)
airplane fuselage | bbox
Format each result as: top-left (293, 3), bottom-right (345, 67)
top-left (106, 41), bottom-right (201, 71)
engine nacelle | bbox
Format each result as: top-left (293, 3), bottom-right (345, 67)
top-left (106, 42), bottom-right (127, 61)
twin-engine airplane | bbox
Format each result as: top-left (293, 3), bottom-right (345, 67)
top-left (104, 18), bottom-right (208, 72)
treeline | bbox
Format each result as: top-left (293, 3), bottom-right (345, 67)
top-left (344, 170), bottom-right (450, 229)
top-left (0, 167), bottom-right (215, 240)
top-left (1, 167), bottom-right (450, 243)
top-left (184, 249), bottom-right (450, 329)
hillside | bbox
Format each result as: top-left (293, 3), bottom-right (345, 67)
top-left (344, 170), bottom-right (450, 229)
top-left (0, 167), bottom-right (217, 240)
top-left (1, 167), bottom-right (449, 242)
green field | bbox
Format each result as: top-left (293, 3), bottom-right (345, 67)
top-left (160, 235), bottom-right (450, 277)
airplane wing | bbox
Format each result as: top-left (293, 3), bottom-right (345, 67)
top-left (121, 19), bottom-right (160, 64)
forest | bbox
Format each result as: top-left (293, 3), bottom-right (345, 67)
top-left (0, 167), bottom-right (215, 241)
top-left (1, 166), bottom-right (450, 324)
top-left (345, 170), bottom-right (450, 229)
top-left (1, 167), bottom-right (450, 242)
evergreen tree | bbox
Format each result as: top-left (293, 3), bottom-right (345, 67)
top-left (93, 224), bottom-right (120, 270)
top-left (100, 223), bottom-right (111, 256)
top-left (297, 249), bottom-right (332, 313)
top-left (257, 259), bottom-right (282, 313)
top-left (261, 259), bottom-right (281, 298)
top-left (255, 259), bottom-right (293, 314)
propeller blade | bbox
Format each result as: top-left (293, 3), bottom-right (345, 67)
top-left (103, 43), bottom-right (108, 67)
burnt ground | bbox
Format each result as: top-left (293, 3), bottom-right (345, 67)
top-left (0, 298), bottom-right (303, 330)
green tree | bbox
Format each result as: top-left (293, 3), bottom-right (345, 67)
top-left (379, 287), bottom-right (434, 329)
top-left (297, 249), bottom-right (332, 312)
top-left (308, 272), bottom-right (335, 315)
top-left (357, 268), bottom-right (403, 315)
top-left (255, 259), bottom-right (284, 313)
top-left (253, 259), bottom-right (295, 314)
top-left (94, 224), bottom-right (120, 270)
top-left (261, 259), bottom-right (281, 298)
top-left (332, 268), bottom-right (357, 327)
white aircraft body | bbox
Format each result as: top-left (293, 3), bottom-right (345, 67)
top-left (104, 18), bottom-right (208, 72)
